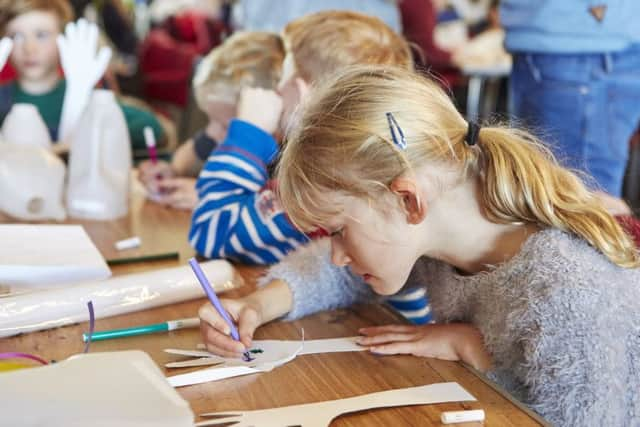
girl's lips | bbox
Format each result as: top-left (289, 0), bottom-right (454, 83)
top-left (363, 274), bottom-right (372, 281)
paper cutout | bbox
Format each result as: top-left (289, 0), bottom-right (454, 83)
top-left (165, 336), bottom-right (365, 387)
top-left (197, 382), bottom-right (476, 427)
top-left (0, 351), bottom-right (193, 427)
top-left (0, 225), bottom-right (110, 290)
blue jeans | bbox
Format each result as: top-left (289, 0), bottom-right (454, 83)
top-left (509, 44), bottom-right (640, 196)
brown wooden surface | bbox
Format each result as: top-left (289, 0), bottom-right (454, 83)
top-left (0, 195), bottom-right (548, 426)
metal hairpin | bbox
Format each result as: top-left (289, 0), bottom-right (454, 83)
top-left (386, 112), bottom-right (407, 150)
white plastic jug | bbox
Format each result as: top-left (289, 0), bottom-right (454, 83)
top-left (0, 143), bottom-right (66, 220)
top-left (67, 89), bottom-right (132, 220)
top-left (1, 103), bottom-right (52, 149)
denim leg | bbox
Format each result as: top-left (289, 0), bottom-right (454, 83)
top-left (595, 44), bottom-right (640, 196)
top-left (510, 49), bottom-right (640, 196)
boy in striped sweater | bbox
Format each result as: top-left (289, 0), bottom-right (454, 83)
top-left (189, 10), bottom-right (431, 323)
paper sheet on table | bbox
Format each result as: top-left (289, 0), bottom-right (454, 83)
top-left (0, 224), bottom-right (111, 290)
top-left (165, 336), bottom-right (365, 387)
top-left (0, 260), bottom-right (241, 338)
top-left (0, 351), bottom-right (194, 427)
top-left (197, 382), bottom-right (476, 427)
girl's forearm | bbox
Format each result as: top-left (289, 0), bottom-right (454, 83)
top-left (243, 279), bottom-right (293, 324)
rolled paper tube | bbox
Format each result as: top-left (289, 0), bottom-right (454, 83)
top-left (0, 260), bottom-right (242, 338)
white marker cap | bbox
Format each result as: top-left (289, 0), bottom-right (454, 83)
top-left (441, 409), bottom-right (485, 424)
top-left (115, 236), bottom-right (142, 251)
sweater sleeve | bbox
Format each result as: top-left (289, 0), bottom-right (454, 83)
top-left (189, 119), bottom-right (308, 264)
top-left (258, 238), bottom-right (378, 320)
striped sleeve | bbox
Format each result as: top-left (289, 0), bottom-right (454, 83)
top-left (189, 119), bottom-right (308, 264)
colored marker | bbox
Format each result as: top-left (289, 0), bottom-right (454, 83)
top-left (188, 257), bottom-right (251, 361)
top-left (82, 318), bottom-right (200, 342)
top-left (106, 251), bottom-right (179, 266)
top-left (144, 126), bottom-right (158, 164)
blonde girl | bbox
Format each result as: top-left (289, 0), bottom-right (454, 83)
top-left (199, 65), bottom-right (639, 426)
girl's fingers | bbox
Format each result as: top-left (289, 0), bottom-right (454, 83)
top-left (356, 331), bottom-right (416, 346)
top-left (359, 324), bottom-right (416, 336)
top-left (368, 340), bottom-right (419, 356)
top-left (200, 322), bottom-right (245, 356)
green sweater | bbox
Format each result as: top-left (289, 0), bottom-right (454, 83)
top-left (0, 80), bottom-right (164, 153)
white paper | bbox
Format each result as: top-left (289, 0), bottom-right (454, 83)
top-left (166, 336), bottom-right (365, 387)
top-left (0, 224), bottom-right (111, 289)
top-left (167, 341), bottom-right (303, 387)
top-left (0, 260), bottom-right (239, 338)
top-left (0, 351), bottom-right (194, 427)
top-left (197, 382), bottom-right (476, 427)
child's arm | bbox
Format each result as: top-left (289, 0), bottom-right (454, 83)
top-left (189, 119), bottom-right (307, 264)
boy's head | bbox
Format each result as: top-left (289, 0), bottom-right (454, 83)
top-left (278, 10), bottom-right (413, 130)
top-left (193, 31), bottom-right (285, 127)
top-left (0, 0), bottom-right (73, 89)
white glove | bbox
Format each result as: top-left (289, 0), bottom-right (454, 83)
top-left (0, 37), bottom-right (13, 71)
top-left (57, 19), bottom-right (112, 143)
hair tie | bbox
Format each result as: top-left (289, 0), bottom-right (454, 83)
top-left (466, 121), bottom-right (481, 146)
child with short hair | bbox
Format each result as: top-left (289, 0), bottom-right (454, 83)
top-left (200, 66), bottom-right (640, 426)
top-left (189, 10), bottom-right (413, 264)
top-left (138, 31), bottom-right (285, 210)
top-left (0, 0), bottom-right (164, 152)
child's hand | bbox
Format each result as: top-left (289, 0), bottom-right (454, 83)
top-left (356, 323), bottom-right (491, 371)
top-left (138, 159), bottom-right (174, 190)
top-left (237, 87), bottom-right (283, 135)
top-left (155, 177), bottom-right (198, 210)
top-left (0, 37), bottom-right (13, 71)
top-left (198, 297), bottom-right (263, 358)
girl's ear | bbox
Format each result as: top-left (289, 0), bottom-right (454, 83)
top-left (390, 177), bottom-right (427, 224)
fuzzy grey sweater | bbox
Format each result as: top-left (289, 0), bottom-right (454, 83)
top-left (259, 229), bottom-right (640, 427)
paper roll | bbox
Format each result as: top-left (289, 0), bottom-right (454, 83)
top-left (0, 260), bottom-right (242, 338)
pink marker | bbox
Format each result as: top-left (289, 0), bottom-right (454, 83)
top-left (143, 126), bottom-right (158, 165)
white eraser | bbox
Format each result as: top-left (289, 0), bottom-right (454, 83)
top-left (441, 409), bottom-right (485, 424)
top-left (115, 236), bottom-right (141, 251)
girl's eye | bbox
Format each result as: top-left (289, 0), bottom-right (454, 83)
top-left (36, 30), bottom-right (51, 40)
top-left (330, 228), bottom-right (344, 238)
top-left (9, 33), bottom-right (24, 43)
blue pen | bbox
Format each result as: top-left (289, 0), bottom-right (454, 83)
top-left (188, 258), bottom-right (251, 361)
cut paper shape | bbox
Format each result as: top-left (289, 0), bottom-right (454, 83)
top-left (165, 336), bottom-right (366, 387)
top-left (0, 351), bottom-right (193, 427)
top-left (197, 382), bottom-right (476, 427)
top-left (0, 260), bottom-right (241, 338)
top-left (0, 224), bottom-right (110, 290)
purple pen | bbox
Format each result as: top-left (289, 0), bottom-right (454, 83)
top-left (188, 258), bottom-right (252, 361)
top-left (143, 126), bottom-right (158, 165)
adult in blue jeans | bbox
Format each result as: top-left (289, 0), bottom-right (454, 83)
top-left (501, 0), bottom-right (640, 214)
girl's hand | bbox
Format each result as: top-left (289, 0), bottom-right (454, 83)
top-left (198, 297), bottom-right (263, 358)
top-left (155, 177), bottom-right (198, 210)
top-left (138, 159), bottom-right (174, 190)
top-left (357, 323), bottom-right (491, 371)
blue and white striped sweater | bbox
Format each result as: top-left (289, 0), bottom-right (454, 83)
top-left (189, 119), bottom-right (308, 265)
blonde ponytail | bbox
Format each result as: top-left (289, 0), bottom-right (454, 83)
top-left (475, 127), bottom-right (639, 268)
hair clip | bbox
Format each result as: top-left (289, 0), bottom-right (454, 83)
top-left (466, 121), bottom-right (481, 146)
top-left (386, 112), bottom-right (407, 150)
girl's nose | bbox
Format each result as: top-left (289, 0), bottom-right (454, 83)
top-left (330, 239), bottom-right (351, 267)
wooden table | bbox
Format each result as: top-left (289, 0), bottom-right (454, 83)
top-left (0, 197), bottom-right (548, 426)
